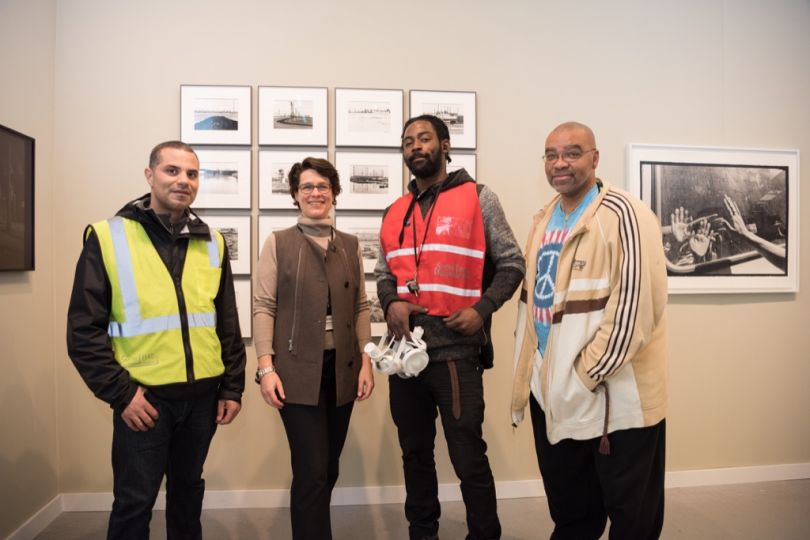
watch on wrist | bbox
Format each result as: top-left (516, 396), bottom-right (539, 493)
top-left (254, 365), bottom-right (276, 384)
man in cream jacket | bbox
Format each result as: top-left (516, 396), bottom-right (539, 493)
top-left (512, 122), bottom-right (669, 539)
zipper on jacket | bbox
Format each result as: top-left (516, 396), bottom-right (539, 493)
top-left (288, 245), bottom-right (304, 353)
top-left (169, 239), bottom-right (195, 383)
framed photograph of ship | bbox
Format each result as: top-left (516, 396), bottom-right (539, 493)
top-left (259, 149), bottom-right (328, 209)
top-left (365, 281), bottom-right (386, 336)
top-left (180, 85), bottom-right (251, 145)
top-left (446, 152), bottom-right (477, 179)
top-left (233, 277), bottom-right (253, 339)
top-left (627, 143), bottom-right (799, 294)
top-left (409, 90), bottom-right (476, 149)
top-left (335, 214), bottom-right (382, 274)
top-left (0, 124), bottom-right (35, 271)
top-left (258, 86), bottom-right (328, 146)
top-left (192, 148), bottom-right (251, 209)
top-left (201, 215), bottom-right (251, 275)
top-left (335, 151), bottom-right (403, 210)
top-left (335, 88), bottom-right (404, 148)
top-left (257, 214), bottom-right (298, 256)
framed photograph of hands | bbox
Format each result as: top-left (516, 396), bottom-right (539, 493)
top-left (409, 90), bottom-right (476, 149)
top-left (180, 85), bottom-right (251, 145)
top-left (626, 144), bottom-right (799, 294)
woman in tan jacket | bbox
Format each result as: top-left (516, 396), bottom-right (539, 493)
top-left (253, 157), bottom-right (374, 540)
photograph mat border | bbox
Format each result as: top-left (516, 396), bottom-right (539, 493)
top-left (200, 215), bottom-right (252, 275)
top-left (258, 86), bottom-right (328, 146)
top-left (335, 88), bottom-right (404, 148)
top-left (180, 85), bottom-right (252, 145)
top-left (409, 89), bottom-right (477, 149)
top-left (335, 150), bottom-right (404, 210)
top-left (193, 148), bottom-right (252, 209)
top-left (258, 148), bottom-right (328, 209)
top-left (626, 143), bottom-right (799, 294)
top-left (233, 278), bottom-right (253, 339)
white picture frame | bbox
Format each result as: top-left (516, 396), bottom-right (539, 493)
top-left (258, 149), bottom-right (328, 209)
top-left (627, 143), bottom-right (799, 294)
top-left (335, 151), bottom-right (403, 210)
top-left (257, 214), bottom-right (298, 256)
top-left (409, 90), bottom-right (476, 149)
top-left (193, 149), bottom-right (252, 209)
top-left (180, 85), bottom-right (251, 145)
top-left (233, 277), bottom-right (252, 339)
top-left (202, 215), bottom-right (251, 275)
top-left (336, 214), bottom-right (382, 274)
top-left (446, 152), bottom-right (477, 179)
top-left (365, 280), bottom-right (386, 337)
top-left (258, 86), bottom-right (328, 146)
top-left (335, 88), bottom-right (404, 147)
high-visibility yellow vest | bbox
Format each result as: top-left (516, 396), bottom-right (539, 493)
top-left (91, 217), bottom-right (225, 386)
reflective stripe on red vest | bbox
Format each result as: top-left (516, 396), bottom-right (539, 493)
top-left (380, 182), bottom-right (485, 316)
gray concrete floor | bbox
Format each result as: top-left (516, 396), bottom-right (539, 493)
top-left (34, 479), bottom-right (810, 539)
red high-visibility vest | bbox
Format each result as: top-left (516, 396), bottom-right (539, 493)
top-left (380, 182), bottom-right (485, 316)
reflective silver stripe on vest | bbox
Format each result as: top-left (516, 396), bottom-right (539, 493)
top-left (106, 217), bottom-right (216, 338)
top-left (386, 243), bottom-right (485, 261)
top-left (206, 234), bottom-right (220, 267)
top-left (396, 283), bottom-right (481, 297)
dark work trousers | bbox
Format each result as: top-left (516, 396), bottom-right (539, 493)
top-left (389, 357), bottom-right (501, 540)
top-left (108, 391), bottom-right (218, 540)
top-left (279, 350), bottom-right (355, 540)
top-left (530, 396), bottom-right (666, 540)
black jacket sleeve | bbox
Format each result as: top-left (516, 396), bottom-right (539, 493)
top-left (214, 243), bottom-right (246, 402)
top-left (66, 228), bottom-right (138, 410)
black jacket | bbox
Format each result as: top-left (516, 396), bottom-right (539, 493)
top-left (66, 194), bottom-right (246, 410)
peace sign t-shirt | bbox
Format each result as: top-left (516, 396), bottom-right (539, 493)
top-left (533, 184), bottom-right (598, 356)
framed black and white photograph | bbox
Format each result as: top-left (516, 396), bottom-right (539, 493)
top-left (409, 90), bottom-right (476, 149)
top-left (202, 215), bottom-right (251, 275)
top-left (193, 149), bottom-right (251, 209)
top-left (180, 85), bottom-right (251, 145)
top-left (335, 88), bottom-right (403, 147)
top-left (335, 151), bottom-right (403, 210)
top-left (234, 277), bottom-right (252, 339)
top-left (257, 214), bottom-right (298, 256)
top-left (0, 124), bottom-right (35, 271)
top-left (258, 86), bottom-right (327, 146)
top-left (365, 281), bottom-right (386, 337)
top-left (258, 149), bottom-right (328, 209)
top-left (336, 214), bottom-right (382, 274)
top-left (627, 144), bottom-right (799, 294)
top-left (446, 152), bottom-right (477, 179)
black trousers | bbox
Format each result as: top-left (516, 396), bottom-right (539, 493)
top-left (279, 350), bottom-right (354, 540)
top-left (108, 391), bottom-right (218, 540)
top-left (530, 396), bottom-right (666, 540)
top-left (389, 358), bottom-right (501, 540)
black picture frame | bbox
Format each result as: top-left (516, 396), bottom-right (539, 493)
top-left (0, 124), bottom-right (35, 271)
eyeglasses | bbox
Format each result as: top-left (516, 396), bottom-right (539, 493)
top-left (298, 183), bottom-right (332, 195)
top-left (543, 148), bottom-right (596, 163)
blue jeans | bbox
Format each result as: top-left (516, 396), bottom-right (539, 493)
top-left (108, 391), bottom-right (218, 540)
top-left (389, 357), bottom-right (501, 540)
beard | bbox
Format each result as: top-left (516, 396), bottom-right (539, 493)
top-left (406, 147), bottom-right (443, 179)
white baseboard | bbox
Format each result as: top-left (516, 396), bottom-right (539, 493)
top-left (12, 463), bottom-right (810, 539)
top-left (6, 495), bottom-right (62, 540)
